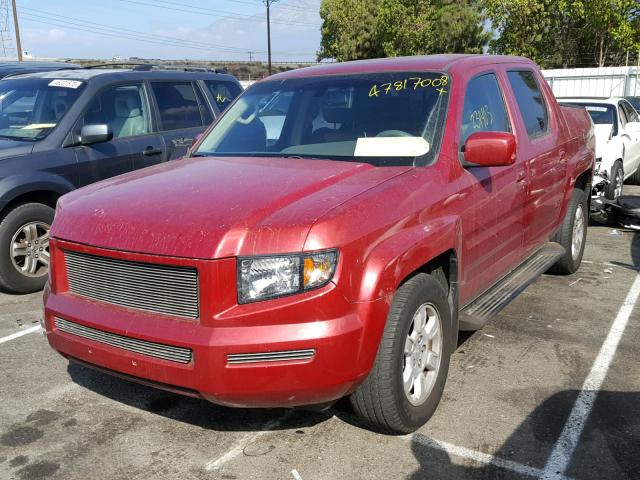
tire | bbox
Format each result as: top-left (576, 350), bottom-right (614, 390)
top-left (0, 203), bottom-right (54, 294)
top-left (604, 161), bottom-right (623, 200)
top-left (549, 188), bottom-right (587, 275)
top-left (350, 273), bottom-right (452, 433)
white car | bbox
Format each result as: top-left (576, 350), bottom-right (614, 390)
top-left (559, 97), bottom-right (640, 199)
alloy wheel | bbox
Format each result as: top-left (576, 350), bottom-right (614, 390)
top-left (10, 221), bottom-right (50, 278)
top-left (403, 303), bottom-right (443, 406)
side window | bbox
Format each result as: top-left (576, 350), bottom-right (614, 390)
top-left (151, 81), bottom-right (203, 131)
top-left (194, 86), bottom-right (212, 125)
top-left (621, 101), bottom-right (639, 123)
top-left (461, 73), bottom-right (510, 144)
top-left (83, 84), bottom-right (150, 139)
top-left (204, 80), bottom-right (242, 111)
top-left (619, 103), bottom-right (628, 128)
top-left (507, 70), bottom-right (549, 138)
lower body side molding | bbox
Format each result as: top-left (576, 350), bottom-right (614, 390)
top-left (459, 242), bottom-right (565, 330)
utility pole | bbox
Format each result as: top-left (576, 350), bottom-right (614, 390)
top-left (248, 50), bottom-right (253, 62)
top-left (262, 0), bottom-right (279, 76)
top-left (11, 0), bottom-right (20, 61)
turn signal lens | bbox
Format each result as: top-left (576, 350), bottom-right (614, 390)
top-left (303, 251), bottom-right (337, 289)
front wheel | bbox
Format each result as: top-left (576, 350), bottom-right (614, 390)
top-left (604, 161), bottom-right (623, 200)
top-left (549, 188), bottom-right (587, 275)
top-left (0, 203), bottom-right (54, 293)
top-left (350, 273), bottom-right (452, 433)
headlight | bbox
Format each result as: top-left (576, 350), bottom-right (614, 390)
top-left (238, 250), bottom-right (338, 303)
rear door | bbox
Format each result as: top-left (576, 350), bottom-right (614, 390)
top-left (619, 100), bottom-right (640, 176)
top-left (147, 80), bottom-right (210, 163)
top-left (505, 69), bottom-right (567, 251)
top-left (73, 82), bottom-right (165, 186)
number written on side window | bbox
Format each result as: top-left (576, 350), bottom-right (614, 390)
top-left (507, 70), bottom-right (549, 138)
top-left (204, 80), bottom-right (242, 111)
top-left (461, 73), bottom-right (510, 144)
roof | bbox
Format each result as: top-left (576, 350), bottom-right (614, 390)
top-left (268, 54), bottom-right (536, 80)
top-left (558, 97), bottom-right (625, 105)
top-left (2, 67), bottom-right (239, 83)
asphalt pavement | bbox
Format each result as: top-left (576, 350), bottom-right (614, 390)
top-left (1, 188), bottom-right (639, 480)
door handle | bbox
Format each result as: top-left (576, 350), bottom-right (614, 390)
top-left (143, 147), bottom-right (163, 156)
top-left (516, 171), bottom-right (526, 182)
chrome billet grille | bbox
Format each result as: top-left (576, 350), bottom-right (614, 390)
top-left (227, 349), bottom-right (315, 365)
top-left (64, 250), bottom-right (199, 319)
top-left (56, 317), bottom-right (193, 364)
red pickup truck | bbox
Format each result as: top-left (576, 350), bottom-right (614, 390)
top-left (43, 55), bottom-right (594, 433)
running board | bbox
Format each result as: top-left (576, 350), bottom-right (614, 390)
top-left (459, 243), bottom-right (565, 330)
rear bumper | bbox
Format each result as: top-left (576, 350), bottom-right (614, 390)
top-left (44, 282), bottom-right (390, 408)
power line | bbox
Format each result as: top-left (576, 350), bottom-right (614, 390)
top-left (19, 7), bottom-right (257, 53)
top-left (19, 8), bottom-right (317, 57)
top-left (116, 0), bottom-right (321, 28)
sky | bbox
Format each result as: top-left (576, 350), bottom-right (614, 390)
top-left (7, 0), bottom-right (322, 62)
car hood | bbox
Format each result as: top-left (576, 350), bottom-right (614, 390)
top-left (0, 138), bottom-right (35, 158)
top-left (53, 156), bottom-right (409, 259)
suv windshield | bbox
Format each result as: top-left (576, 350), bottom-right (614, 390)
top-left (0, 78), bottom-right (86, 141)
top-left (196, 72), bottom-right (450, 166)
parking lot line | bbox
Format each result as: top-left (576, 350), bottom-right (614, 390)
top-left (291, 469), bottom-right (304, 480)
top-left (205, 410), bottom-right (294, 471)
top-left (409, 434), bottom-right (544, 478)
top-left (0, 325), bottom-right (41, 344)
top-left (540, 272), bottom-right (640, 480)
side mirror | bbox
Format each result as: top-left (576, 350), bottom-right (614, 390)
top-left (463, 131), bottom-right (516, 167)
top-left (80, 124), bottom-right (113, 145)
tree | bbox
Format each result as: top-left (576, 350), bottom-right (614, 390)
top-left (484, 0), bottom-right (640, 68)
top-left (317, 0), bottom-right (490, 62)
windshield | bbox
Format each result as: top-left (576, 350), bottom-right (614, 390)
top-left (564, 103), bottom-right (616, 125)
top-left (195, 72), bottom-right (450, 166)
top-left (0, 78), bottom-right (86, 141)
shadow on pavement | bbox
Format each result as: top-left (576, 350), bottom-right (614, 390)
top-left (67, 362), bottom-right (330, 433)
top-left (407, 390), bottom-right (640, 479)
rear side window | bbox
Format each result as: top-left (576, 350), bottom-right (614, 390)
top-left (151, 81), bottom-right (203, 131)
top-left (507, 70), bottom-right (549, 138)
top-left (204, 80), bottom-right (241, 111)
top-left (461, 73), bottom-right (510, 144)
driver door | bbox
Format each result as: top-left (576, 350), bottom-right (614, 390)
top-left (72, 83), bottom-right (164, 187)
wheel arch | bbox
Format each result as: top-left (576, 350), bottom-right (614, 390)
top-left (0, 174), bottom-right (75, 220)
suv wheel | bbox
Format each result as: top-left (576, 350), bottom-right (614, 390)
top-left (350, 273), bottom-right (452, 433)
top-left (549, 188), bottom-right (587, 275)
top-left (604, 160), bottom-right (623, 200)
top-left (0, 203), bottom-right (54, 293)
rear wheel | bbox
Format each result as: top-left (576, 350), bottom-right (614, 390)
top-left (0, 203), bottom-right (54, 293)
top-left (549, 189), bottom-right (587, 275)
top-left (350, 273), bottom-right (452, 433)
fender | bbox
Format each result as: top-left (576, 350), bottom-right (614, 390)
top-left (353, 214), bottom-right (461, 303)
top-left (0, 172), bottom-right (76, 212)
top-left (345, 215), bottom-right (461, 370)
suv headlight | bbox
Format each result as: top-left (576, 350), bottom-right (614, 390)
top-left (238, 250), bottom-right (338, 303)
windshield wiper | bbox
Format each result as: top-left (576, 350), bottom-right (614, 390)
top-left (0, 134), bottom-right (37, 142)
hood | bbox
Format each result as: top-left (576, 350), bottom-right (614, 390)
top-left (593, 124), bottom-right (612, 160)
top-left (0, 138), bottom-right (35, 159)
top-left (53, 156), bottom-right (409, 259)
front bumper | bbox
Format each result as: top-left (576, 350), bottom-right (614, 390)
top-left (44, 240), bottom-right (389, 408)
